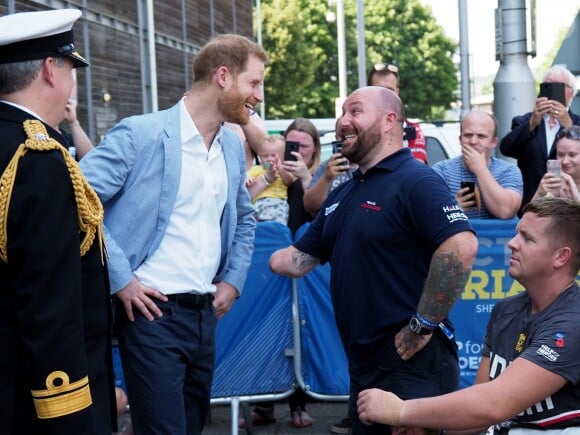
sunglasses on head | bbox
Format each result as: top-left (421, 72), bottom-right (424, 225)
top-left (556, 127), bottom-right (580, 141)
top-left (372, 63), bottom-right (399, 77)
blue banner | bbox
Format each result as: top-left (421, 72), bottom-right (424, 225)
top-left (212, 222), bottom-right (295, 397)
top-left (206, 218), bottom-right (580, 398)
top-left (450, 218), bottom-right (520, 387)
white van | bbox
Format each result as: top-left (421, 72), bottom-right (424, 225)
top-left (420, 122), bottom-right (461, 166)
top-left (263, 118), bottom-right (336, 135)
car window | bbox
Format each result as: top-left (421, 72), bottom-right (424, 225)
top-left (425, 136), bottom-right (449, 166)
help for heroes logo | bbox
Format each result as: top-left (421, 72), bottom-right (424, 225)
top-left (443, 204), bottom-right (468, 223)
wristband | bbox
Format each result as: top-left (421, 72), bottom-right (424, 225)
top-left (414, 311), bottom-right (439, 329)
top-left (262, 174), bottom-right (272, 186)
top-left (438, 322), bottom-right (454, 340)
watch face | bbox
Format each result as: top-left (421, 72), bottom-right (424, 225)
top-left (410, 317), bottom-right (422, 333)
top-left (409, 316), bottom-right (433, 335)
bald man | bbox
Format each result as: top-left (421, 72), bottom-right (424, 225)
top-left (269, 87), bottom-right (478, 434)
top-left (432, 110), bottom-right (523, 219)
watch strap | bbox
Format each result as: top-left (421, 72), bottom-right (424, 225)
top-left (414, 311), bottom-right (438, 329)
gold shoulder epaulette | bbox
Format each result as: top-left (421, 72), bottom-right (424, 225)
top-left (31, 371), bottom-right (92, 419)
top-left (0, 119), bottom-right (105, 263)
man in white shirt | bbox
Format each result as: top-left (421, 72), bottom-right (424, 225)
top-left (80, 34), bottom-right (266, 434)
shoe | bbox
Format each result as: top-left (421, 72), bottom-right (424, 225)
top-left (290, 406), bottom-right (313, 428)
top-left (329, 416), bottom-right (351, 434)
top-left (238, 406), bottom-right (277, 429)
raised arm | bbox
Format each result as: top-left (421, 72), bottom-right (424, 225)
top-left (269, 245), bottom-right (321, 278)
top-left (461, 143), bottom-right (522, 219)
top-left (64, 99), bottom-right (94, 159)
top-left (472, 165), bottom-right (522, 219)
top-left (303, 156), bottom-right (350, 216)
top-left (241, 111), bottom-right (267, 156)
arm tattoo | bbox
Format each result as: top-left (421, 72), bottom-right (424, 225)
top-left (291, 250), bottom-right (318, 274)
top-left (417, 251), bottom-right (471, 322)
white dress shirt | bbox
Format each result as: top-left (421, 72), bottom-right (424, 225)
top-left (135, 99), bottom-right (228, 295)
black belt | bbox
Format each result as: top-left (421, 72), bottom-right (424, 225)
top-left (166, 293), bottom-right (214, 309)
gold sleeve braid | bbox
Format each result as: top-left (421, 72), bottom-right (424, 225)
top-left (0, 119), bottom-right (105, 263)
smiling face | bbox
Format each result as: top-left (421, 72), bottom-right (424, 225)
top-left (217, 54), bottom-right (264, 125)
top-left (337, 89), bottom-right (382, 162)
top-left (336, 87), bottom-right (402, 168)
top-left (556, 136), bottom-right (580, 183)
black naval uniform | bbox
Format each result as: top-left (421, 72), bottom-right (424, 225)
top-left (0, 102), bottom-right (116, 434)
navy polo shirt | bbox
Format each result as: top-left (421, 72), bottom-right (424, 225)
top-left (294, 148), bottom-right (473, 370)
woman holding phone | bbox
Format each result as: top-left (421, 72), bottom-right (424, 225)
top-left (533, 126), bottom-right (580, 202)
top-left (282, 118), bottom-right (322, 235)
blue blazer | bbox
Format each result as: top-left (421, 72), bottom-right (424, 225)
top-left (500, 109), bottom-right (580, 208)
top-left (80, 102), bottom-right (256, 294)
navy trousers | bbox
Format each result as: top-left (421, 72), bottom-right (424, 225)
top-left (348, 329), bottom-right (458, 434)
top-left (118, 295), bottom-right (216, 435)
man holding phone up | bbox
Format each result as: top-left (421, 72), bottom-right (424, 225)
top-left (500, 65), bottom-right (580, 214)
top-left (432, 111), bottom-right (523, 220)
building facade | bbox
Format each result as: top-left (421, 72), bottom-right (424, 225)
top-left (1, 0), bottom-right (254, 141)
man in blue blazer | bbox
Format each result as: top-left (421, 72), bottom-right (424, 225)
top-left (500, 65), bottom-right (579, 214)
top-left (80, 34), bottom-right (267, 434)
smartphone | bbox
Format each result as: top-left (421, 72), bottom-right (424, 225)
top-left (546, 159), bottom-right (562, 178)
top-left (460, 181), bottom-right (476, 196)
top-left (332, 140), bottom-right (349, 167)
top-left (403, 126), bottom-right (417, 141)
top-left (539, 82), bottom-right (566, 106)
top-left (284, 141), bottom-right (299, 161)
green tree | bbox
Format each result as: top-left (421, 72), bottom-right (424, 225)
top-left (259, 0), bottom-right (458, 120)
top-left (363, 0), bottom-right (458, 119)
top-left (534, 26), bottom-right (569, 82)
top-left (259, 0), bottom-right (320, 118)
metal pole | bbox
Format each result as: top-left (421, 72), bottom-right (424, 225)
top-left (356, 0), bottom-right (366, 89)
top-left (146, 0), bottom-right (158, 112)
top-left (337, 0), bottom-right (347, 98)
top-left (210, 0), bottom-right (215, 36)
top-left (181, 0), bottom-right (189, 90)
top-left (232, 0), bottom-right (237, 33)
top-left (255, 0), bottom-right (266, 119)
top-left (81, 0), bottom-right (95, 141)
top-left (493, 0), bottom-right (535, 142)
top-left (458, 0), bottom-right (471, 117)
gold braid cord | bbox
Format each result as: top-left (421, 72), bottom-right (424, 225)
top-left (0, 120), bottom-right (104, 263)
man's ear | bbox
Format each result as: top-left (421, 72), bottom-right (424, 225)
top-left (384, 112), bottom-right (398, 129)
top-left (216, 66), bottom-right (229, 89)
top-left (42, 57), bottom-right (58, 87)
top-left (554, 246), bottom-right (572, 270)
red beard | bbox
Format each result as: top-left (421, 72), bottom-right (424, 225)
top-left (218, 86), bottom-right (250, 125)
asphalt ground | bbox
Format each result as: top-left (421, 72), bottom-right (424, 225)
top-left (114, 399), bottom-right (350, 434)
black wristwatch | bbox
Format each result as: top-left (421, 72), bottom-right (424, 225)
top-left (409, 314), bottom-right (435, 335)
